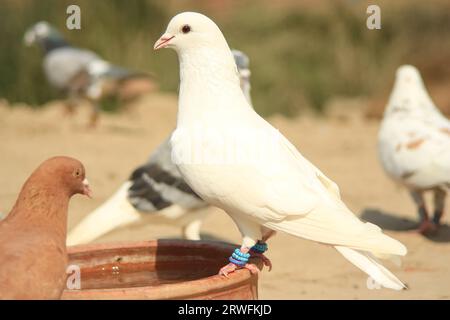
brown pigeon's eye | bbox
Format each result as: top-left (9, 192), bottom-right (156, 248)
top-left (181, 25), bottom-right (191, 34)
top-left (73, 169), bottom-right (81, 177)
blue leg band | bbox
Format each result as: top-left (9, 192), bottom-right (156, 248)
top-left (250, 242), bottom-right (268, 254)
top-left (229, 257), bottom-right (246, 267)
top-left (228, 248), bottom-right (250, 267)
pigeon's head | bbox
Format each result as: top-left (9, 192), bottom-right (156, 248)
top-left (385, 64), bottom-right (437, 117)
top-left (24, 21), bottom-right (66, 50)
top-left (24, 21), bottom-right (52, 45)
top-left (395, 65), bottom-right (423, 87)
top-left (231, 49), bottom-right (252, 106)
top-left (33, 156), bottom-right (92, 198)
top-left (232, 50), bottom-right (250, 71)
top-left (232, 49), bottom-right (251, 80)
top-left (154, 12), bottom-right (229, 53)
top-left (154, 12), bottom-right (244, 99)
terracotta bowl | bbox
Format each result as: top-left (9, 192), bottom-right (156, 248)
top-left (62, 240), bottom-right (262, 300)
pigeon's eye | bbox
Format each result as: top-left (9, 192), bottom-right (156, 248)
top-left (181, 25), bottom-right (191, 34)
top-left (73, 169), bottom-right (81, 177)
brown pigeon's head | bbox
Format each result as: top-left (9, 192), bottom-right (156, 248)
top-left (34, 156), bottom-right (92, 198)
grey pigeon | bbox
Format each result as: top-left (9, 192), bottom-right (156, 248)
top-left (66, 50), bottom-right (253, 244)
top-left (24, 21), bottom-right (157, 127)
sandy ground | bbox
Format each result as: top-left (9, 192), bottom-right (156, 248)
top-left (0, 94), bottom-right (449, 300)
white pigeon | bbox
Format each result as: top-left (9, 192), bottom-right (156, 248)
top-left (67, 50), bottom-right (253, 246)
top-left (378, 65), bottom-right (450, 234)
top-left (153, 12), bottom-right (407, 290)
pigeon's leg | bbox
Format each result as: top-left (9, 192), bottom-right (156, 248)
top-left (249, 228), bottom-right (276, 271)
top-left (219, 220), bottom-right (261, 277)
top-left (64, 96), bottom-right (77, 117)
top-left (88, 100), bottom-right (100, 128)
top-left (219, 245), bottom-right (260, 277)
top-left (410, 190), bottom-right (436, 234)
top-left (64, 88), bottom-right (81, 117)
top-left (432, 188), bottom-right (446, 226)
top-left (261, 228), bottom-right (276, 242)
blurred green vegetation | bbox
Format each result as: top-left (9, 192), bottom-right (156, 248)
top-left (1, 0), bottom-right (450, 116)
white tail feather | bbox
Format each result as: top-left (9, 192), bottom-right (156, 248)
top-left (335, 246), bottom-right (406, 290)
top-left (67, 182), bottom-right (141, 246)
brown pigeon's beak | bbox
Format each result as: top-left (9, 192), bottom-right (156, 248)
top-left (82, 178), bottom-right (92, 198)
top-left (154, 33), bottom-right (175, 50)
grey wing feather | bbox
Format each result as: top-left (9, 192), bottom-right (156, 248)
top-left (127, 136), bottom-right (206, 213)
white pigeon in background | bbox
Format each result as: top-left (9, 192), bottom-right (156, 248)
top-left (153, 12), bottom-right (407, 290)
top-left (378, 65), bottom-right (450, 235)
top-left (67, 50), bottom-right (253, 246)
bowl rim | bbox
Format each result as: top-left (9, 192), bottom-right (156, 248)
top-left (63, 239), bottom-right (261, 300)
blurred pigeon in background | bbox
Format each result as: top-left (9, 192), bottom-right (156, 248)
top-left (378, 65), bottom-right (450, 235)
top-left (67, 50), bottom-right (253, 245)
top-left (24, 21), bottom-right (157, 127)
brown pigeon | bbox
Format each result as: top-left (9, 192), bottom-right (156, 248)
top-left (0, 156), bottom-right (91, 299)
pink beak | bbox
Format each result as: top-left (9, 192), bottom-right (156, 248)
top-left (154, 34), bottom-right (175, 50)
top-left (82, 178), bottom-right (92, 198)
